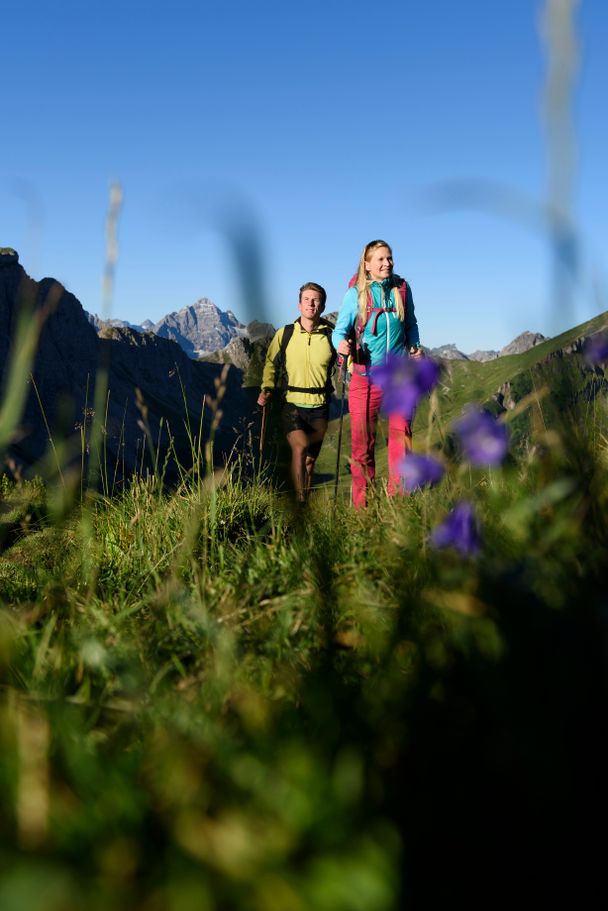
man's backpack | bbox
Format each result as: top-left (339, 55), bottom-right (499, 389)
top-left (277, 317), bottom-right (337, 400)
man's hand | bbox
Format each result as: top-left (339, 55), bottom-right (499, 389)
top-left (337, 339), bottom-right (351, 357)
top-left (409, 347), bottom-right (424, 360)
top-left (257, 390), bottom-right (271, 407)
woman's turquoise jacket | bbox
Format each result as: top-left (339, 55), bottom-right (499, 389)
top-left (331, 277), bottom-right (420, 375)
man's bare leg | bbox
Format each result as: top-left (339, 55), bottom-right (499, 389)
top-left (286, 430), bottom-right (308, 502)
top-left (303, 423), bottom-right (326, 499)
top-left (304, 455), bottom-right (316, 498)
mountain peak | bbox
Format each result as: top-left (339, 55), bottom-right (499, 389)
top-left (499, 331), bottom-right (546, 357)
top-left (152, 297), bottom-right (245, 356)
top-left (431, 343), bottom-right (470, 361)
top-left (0, 247), bottom-right (19, 266)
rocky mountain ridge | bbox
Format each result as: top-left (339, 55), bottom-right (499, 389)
top-left (498, 331), bottom-right (546, 358)
top-left (152, 299), bottom-right (245, 357)
top-left (0, 250), bottom-right (252, 481)
top-left (88, 300), bottom-right (275, 362)
top-left (429, 331), bottom-right (546, 363)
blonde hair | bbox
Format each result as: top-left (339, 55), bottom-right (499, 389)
top-left (355, 239), bottom-right (405, 325)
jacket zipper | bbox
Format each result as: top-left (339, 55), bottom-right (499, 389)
top-left (307, 331), bottom-right (311, 389)
top-left (382, 285), bottom-right (390, 355)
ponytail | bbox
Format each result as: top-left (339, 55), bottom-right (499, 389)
top-left (355, 239), bottom-right (404, 325)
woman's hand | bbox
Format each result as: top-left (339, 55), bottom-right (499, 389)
top-left (337, 339), bottom-right (351, 357)
top-left (257, 390), bottom-right (271, 407)
top-left (409, 347), bottom-right (424, 360)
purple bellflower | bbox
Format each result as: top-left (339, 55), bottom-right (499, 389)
top-left (583, 332), bottom-right (608, 365)
top-left (370, 354), bottom-right (441, 419)
top-left (429, 501), bottom-right (481, 557)
top-left (453, 407), bottom-right (509, 467)
top-left (400, 453), bottom-right (445, 492)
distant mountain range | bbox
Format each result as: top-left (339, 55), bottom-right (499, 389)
top-left (428, 331), bottom-right (547, 362)
top-left (87, 299), bottom-right (547, 369)
top-left (87, 301), bottom-right (275, 361)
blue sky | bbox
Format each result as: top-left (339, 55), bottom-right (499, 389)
top-left (1, 0), bottom-right (606, 351)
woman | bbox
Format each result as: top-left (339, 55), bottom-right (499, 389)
top-left (332, 239), bottom-right (422, 508)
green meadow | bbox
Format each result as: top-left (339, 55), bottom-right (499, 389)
top-left (1, 316), bottom-right (607, 908)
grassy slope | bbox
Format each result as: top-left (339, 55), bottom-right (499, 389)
top-left (317, 309), bottom-right (608, 484)
top-left (429, 308), bottom-right (608, 417)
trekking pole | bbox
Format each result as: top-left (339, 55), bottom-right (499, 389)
top-left (333, 359), bottom-right (347, 510)
top-left (258, 403), bottom-right (267, 473)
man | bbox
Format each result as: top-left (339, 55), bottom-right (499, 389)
top-left (257, 282), bottom-right (335, 502)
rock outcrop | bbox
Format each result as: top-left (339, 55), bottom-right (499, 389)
top-left (204, 336), bottom-right (256, 372)
top-left (469, 349), bottom-right (499, 363)
top-left (0, 252), bottom-right (251, 483)
top-left (245, 320), bottom-right (275, 342)
top-left (430, 344), bottom-right (470, 361)
top-left (0, 247), bottom-right (19, 265)
top-left (499, 331), bottom-right (546, 357)
top-left (86, 313), bottom-right (147, 333)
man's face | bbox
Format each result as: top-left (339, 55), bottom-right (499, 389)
top-left (298, 290), bottom-right (324, 322)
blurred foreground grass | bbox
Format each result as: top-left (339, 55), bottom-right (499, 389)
top-left (1, 388), bottom-right (607, 909)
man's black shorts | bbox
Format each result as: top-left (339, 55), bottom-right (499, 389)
top-left (281, 403), bottom-right (329, 459)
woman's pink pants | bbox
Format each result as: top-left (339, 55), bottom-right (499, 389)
top-left (348, 372), bottom-right (412, 509)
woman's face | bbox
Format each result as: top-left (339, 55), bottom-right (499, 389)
top-left (365, 246), bottom-right (393, 282)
